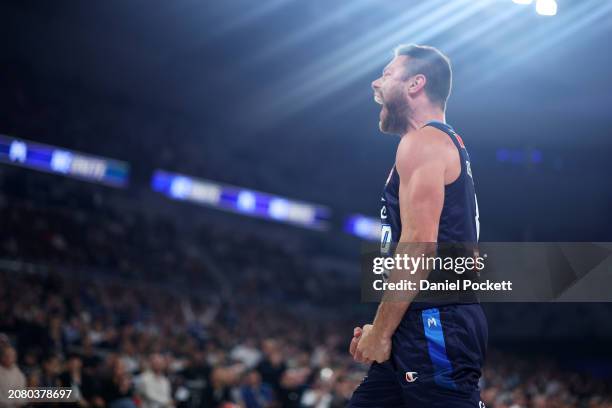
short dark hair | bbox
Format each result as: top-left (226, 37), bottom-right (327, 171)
top-left (394, 44), bottom-right (452, 109)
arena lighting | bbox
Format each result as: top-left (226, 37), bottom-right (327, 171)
top-left (512, 0), bottom-right (533, 4)
top-left (0, 134), bottom-right (129, 187)
top-left (236, 190), bottom-right (257, 212)
top-left (151, 170), bottom-right (330, 230)
top-left (471, 0), bottom-right (612, 88)
top-left (268, 198), bottom-right (291, 220)
top-left (536, 0), bottom-right (558, 16)
top-left (345, 214), bottom-right (381, 241)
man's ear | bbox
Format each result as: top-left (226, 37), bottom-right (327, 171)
top-left (407, 74), bottom-right (427, 95)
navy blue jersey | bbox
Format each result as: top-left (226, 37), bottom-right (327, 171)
top-left (380, 121), bottom-right (479, 254)
top-left (350, 123), bottom-right (487, 407)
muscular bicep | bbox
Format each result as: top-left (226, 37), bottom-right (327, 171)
top-left (397, 159), bottom-right (445, 243)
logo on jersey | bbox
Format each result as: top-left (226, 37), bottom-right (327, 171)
top-left (427, 317), bottom-right (437, 328)
top-left (380, 205), bottom-right (387, 220)
top-left (479, 402), bottom-right (486, 408)
top-left (405, 372), bottom-right (418, 383)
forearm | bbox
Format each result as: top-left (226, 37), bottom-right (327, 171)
top-left (370, 299), bottom-right (410, 339)
top-left (371, 239), bottom-right (435, 338)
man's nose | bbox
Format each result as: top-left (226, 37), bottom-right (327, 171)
top-left (372, 78), bottom-right (381, 91)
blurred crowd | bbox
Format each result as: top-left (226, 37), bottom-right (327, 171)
top-left (0, 170), bottom-right (366, 408)
top-left (0, 269), bottom-right (362, 408)
top-left (2, 267), bottom-right (612, 408)
top-left (0, 169), bottom-right (354, 309)
top-left (0, 133), bottom-right (610, 408)
top-left (481, 353), bottom-right (612, 408)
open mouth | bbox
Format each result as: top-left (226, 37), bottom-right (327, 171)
top-left (374, 93), bottom-right (384, 105)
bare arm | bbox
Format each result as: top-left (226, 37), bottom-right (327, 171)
top-left (370, 141), bottom-right (445, 338)
top-left (354, 127), bottom-right (452, 363)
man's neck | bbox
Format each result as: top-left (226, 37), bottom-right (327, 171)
top-left (402, 107), bottom-right (446, 137)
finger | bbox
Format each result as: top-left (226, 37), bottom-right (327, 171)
top-left (349, 337), bottom-right (358, 356)
top-left (353, 327), bottom-right (363, 337)
top-left (349, 336), bottom-right (359, 356)
top-left (354, 349), bottom-right (365, 363)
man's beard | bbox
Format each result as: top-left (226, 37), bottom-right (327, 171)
top-left (380, 98), bottom-right (411, 135)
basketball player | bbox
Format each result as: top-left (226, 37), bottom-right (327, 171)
top-left (347, 44), bottom-right (488, 407)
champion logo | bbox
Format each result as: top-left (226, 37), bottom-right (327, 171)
top-left (405, 372), bottom-right (418, 383)
top-left (427, 317), bottom-right (437, 328)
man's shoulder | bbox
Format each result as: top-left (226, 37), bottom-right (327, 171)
top-left (396, 126), bottom-right (455, 170)
top-left (416, 125), bottom-right (455, 150)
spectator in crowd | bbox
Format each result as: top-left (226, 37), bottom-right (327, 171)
top-left (59, 353), bottom-right (87, 406)
top-left (97, 357), bottom-right (136, 408)
top-left (118, 340), bottom-right (140, 375)
top-left (136, 353), bottom-right (174, 408)
top-left (235, 369), bottom-right (273, 408)
top-left (39, 353), bottom-right (62, 387)
top-left (256, 339), bottom-right (286, 395)
top-left (0, 342), bottom-right (26, 408)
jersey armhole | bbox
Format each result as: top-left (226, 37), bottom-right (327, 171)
top-left (423, 123), bottom-right (463, 187)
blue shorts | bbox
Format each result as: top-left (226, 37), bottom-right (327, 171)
top-left (348, 304), bottom-right (488, 408)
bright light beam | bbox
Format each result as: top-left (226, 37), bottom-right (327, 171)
top-left (211, 0), bottom-right (296, 37)
top-left (258, 0), bottom-right (486, 118)
top-left (270, 0), bottom-right (452, 92)
top-left (317, 4), bottom-right (525, 119)
top-left (244, 0), bottom-right (376, 66)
